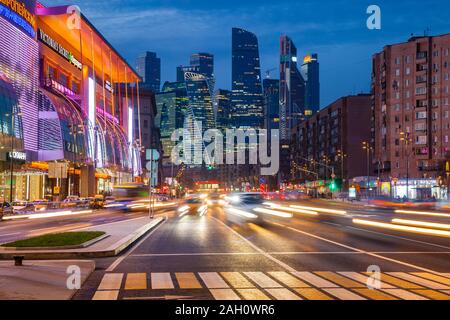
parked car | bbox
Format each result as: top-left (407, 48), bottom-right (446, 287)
top-left (0, 202), bottom-right (13, 220)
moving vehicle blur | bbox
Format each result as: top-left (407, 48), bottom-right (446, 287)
top-left (178, 196), bottom-right (208, 216)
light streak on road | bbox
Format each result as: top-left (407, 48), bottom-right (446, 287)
top-left (2, 210), bottom-right (93, 221)
top-left (290, 205), bottom-right (347, 216)
top-left (253, 207), bottom-right (293, 218)
top-left (392, 218), bottom-right (450, 231)
top-left (264, 203), bottom-right (318, 216)
top-left (226, 207), bottom-right (258, 219)
top-left (353, 219), bottom-right (450, 238)
top-left (395, 210), bottom-right (450, 218)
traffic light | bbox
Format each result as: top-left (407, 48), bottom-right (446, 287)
top-left (207, 165), bottom-right (214, 171)
top-left (329, 180), bottom-right (337, 191)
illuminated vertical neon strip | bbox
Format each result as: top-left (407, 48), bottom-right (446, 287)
top-left (88, 77), bottom-right (95, 159)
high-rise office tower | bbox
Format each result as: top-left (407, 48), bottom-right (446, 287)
top-left (279, 35), bottom-right (306, 141)
top-left (301, 53), bottom-right (320, 113)
top-left (263, 78), bottom-right (280, 132)
top-left (190, 53), bottom-right (214, 78)
top-left (136, 52), bottom-right (161, 93)
top-left (215, 89), bottom-right (231, 131)
top-left (231, 28), bottom-right (264, 128)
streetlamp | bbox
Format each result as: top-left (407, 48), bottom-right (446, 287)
top-left (362, 141), bottom-right (373, 199)
top-left (6, 111), bottom-right (22, 203)
top-left (337, 149), bottom-right (347, 191)
top-left (399, 132), bottom-right (412, 200)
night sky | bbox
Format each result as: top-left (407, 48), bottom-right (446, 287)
top-left (45, 0), bottom-right (450, 107)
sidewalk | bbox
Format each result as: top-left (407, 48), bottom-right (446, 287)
top-left (0, 260), bottom-right (94, 300)
top-left (0, 216), bottom-right (165, 260)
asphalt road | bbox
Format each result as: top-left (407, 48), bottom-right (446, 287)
top-left (74, 200), bottom-right (450, 301)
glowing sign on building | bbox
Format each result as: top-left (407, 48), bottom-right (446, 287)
top-left (38, 29), bottom-right (82, 70)
top-left (0, 0), bottom-right (36, 38)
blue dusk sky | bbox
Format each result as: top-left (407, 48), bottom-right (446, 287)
top-left (45, 0), bottom-right (450, 107)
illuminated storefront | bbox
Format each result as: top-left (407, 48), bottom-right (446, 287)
top-left (0, 1), bottom-right (142, 201)
top-left (0, 0), bottom-right (39, 202)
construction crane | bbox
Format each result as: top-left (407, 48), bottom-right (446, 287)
top-left (265, 67), bottom-right (277, 79)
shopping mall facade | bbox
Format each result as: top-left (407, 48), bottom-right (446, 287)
top-left (0, 0), bottom-right (142, 201)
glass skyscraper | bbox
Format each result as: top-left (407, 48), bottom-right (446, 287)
top-left (136, 51), bottom-right (161, 93)
top-left (214, 89), bottom-right (231, 131)
top-left (263, 78), bottom-right (280, 133)
top-left (279, 35), bottom-right (306, 141)
top-left (231, 28), bottom-right (264, 129)
top-left (301, 53), bottom-right (320, 113)
top-left (190, 53), bottom-right (214, 78)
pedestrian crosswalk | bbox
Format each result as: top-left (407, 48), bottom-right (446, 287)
top-left (92, 270), bottom-right (450, 300)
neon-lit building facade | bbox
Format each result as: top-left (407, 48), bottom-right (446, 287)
top-left (0, 1), bottom-right (142, 201)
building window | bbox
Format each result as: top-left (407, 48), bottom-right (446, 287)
top-left (395, 69), bottom-right (400, 76)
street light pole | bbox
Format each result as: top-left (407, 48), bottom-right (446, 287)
top-left (9, 113), bottom-right (14, 203)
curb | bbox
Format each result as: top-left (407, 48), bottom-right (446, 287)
top-left (2, 234), bottom-right (110, 251)
top-left (0, 217), bottom-right (165, 260)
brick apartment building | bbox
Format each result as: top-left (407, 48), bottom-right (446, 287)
top-left (291, 94), bottom-right (372, 193)
top-left (372, 34), bottom-right (450, 199)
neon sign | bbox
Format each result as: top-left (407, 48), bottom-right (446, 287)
top-left (38, 28), bottom-right (82, 70)
top-left (0, 0), bottom-right (36, 38)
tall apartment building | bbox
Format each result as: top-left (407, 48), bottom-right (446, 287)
top-left (291, 94), bottom-right (372, 192)
top-left (372, 34), bottom-right (450, 199)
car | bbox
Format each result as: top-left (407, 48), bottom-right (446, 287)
top-left (104, 196), bottom-right (116, 205)
top-left (178, 197), bottom-right (207, 216)
top-left (0, 202), bottom-right (13, 220)
top-left (11, 201), bottom-right (30, 212)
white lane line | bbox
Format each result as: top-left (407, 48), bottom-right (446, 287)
top-left (209, 289), bottom-right (241, 300)
top-left (347, 226), bottom-right (450, 250)
top-left (273, 222), bottom-right (445, 276)
top-left (266, 288), bottom-right (303, 300)
top-left (106, 218), bottom-right (166, 272)
top-left (382, 289), bottom-right (429, 300)
top-left (243, 272), bottom-right (283, 288)
top-left (386, 272), bottom-right (450, 290)
top-left (98, 273), bottom-right (124, 290)
top-left (292, 272), bottom-right (339, 288)
top-left (323, 288), bottom-right (367, 300)
top-left (211, 217), bottom-right (297, 273)
top-left (151, 273), bottom-right (175, 290)
top-left (199, 272), bottom-right (229, 289)
top-left (337, 272), bottom-right (395, 289)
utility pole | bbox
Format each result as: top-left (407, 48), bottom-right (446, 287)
top-left (362, 141), bottom-right (372, 199)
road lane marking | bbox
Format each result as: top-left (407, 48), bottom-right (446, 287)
top-left (291, 272), bottom-right (339, 288)
top-left (387, 272), bottom-right (450, 290)
top-left (106, 218), bottom-right (166, 272)
top-left (412, 290), bottom-right (450, 300)
top-left (209, 289), bottom-right (241, 300)
top-left (273, 222), bottom-right (446, 275)
top-left (337, 272), bottom-right (395, 289)
top-left (92, 290), bottom-right (119, 300)
top-left (323, 288), bottom-right (366, 300)
top-left (314, 272), bottom-right (366, 288)
top-left (98, 273), bottom-right (124, 290)
top-left (175, 273), bottom-right (203, 289)
top-left (221, 272), bottom-right (255, 288)
top-left (211, 217), bottom-right (297, 273)
top-left (238, 289), bottom-right (270, 300)
top-left (294, 288), bottom-right (333, 300)
top-left (382, 289), bottom-right (429, 300)
top-left (243, 272), bottom-right (283, 288)
top-left (199, 272), bottom-right (229, 289)
top-left (352, 289), bottom-right (398, 300)
top-left (151, 273), bottom-right (175, 289)
top-left (374, 273), bottom-right (423, 289)
top-left (266, 288), bottom-right (302, 300)
top-left (353, 219), bottom-right (450, 238)
top-left (124, 273), bottom-right (147, 290)
top-left (411, 273), bottom-right (450, 286)
top-left (268, 271), bottom-right (310, 288)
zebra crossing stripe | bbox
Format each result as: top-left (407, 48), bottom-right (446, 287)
top-left (238, 289), bottom-right (271, 300)
top-left (151, 273), bottom-right (175, 289)
top-left (92, 290), bottom-right (119, 300)
top-left (98, 273), bottom-right (123, 291)
top-left (376, 273), bottom-right (423, 289)
top-left (338, 272), bottom-right (395, 289)
top-left (387, 272), bottom-right (450, 290)
top-left (199, 272), bottom-right (229, 289)
top-left (294, 288), bottom-right (334, 300)
top-left (315, 272), bottom-right (366, 288)
top-left (266, 288), bottom-right (303, 300)
top-left (268, 271), bottom-right (310, 288)
top-left (411, 273), bottom-right (450, 286)
top-left (221, 272), bottom-right (255, 288)
top-left (209, 289), bottom-right (241, 300)
top-left (176, 273), bottom-right (203, 289)
top-left (323, 288), bottom-right (367, 300)
top-left (411, 289), bottom-right (450, 300)
top-left (244, 272), bottom-right (283, 288)
top-left (382, 289), bottom-right (429, 300)
top-left (352, 289), bottom-right (398, 300)
top-left (292, 272), bottom-right (339, 288)
top-left (125, 273), bottom-right (147, 290)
